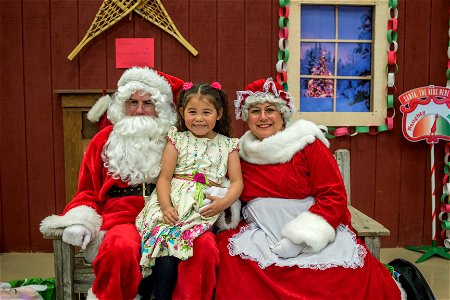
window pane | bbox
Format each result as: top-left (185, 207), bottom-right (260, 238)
top-left (338, 6), bottom-right (372, 40)
top-left (301, 5), bottom-right (335, 39)
top-left (300, 42), bottom-right (335, 75)
top-left (337, 43), bottom-right (371, 76)
top-left (300, 79), bottom-right (334, 112)
top-left (336, 79), bottom-right (370, 112)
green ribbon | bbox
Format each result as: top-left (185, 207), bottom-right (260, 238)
top-left (387, 94), bottom-right (394, 108)
top-left (279, 0), bottom-right (290, 7)
top-left (441, 220), bottom-right (450, 230)
top-left (279, 17), bottom-right (289, 29)
top-left (387, 30), bottom-right (398, 43)
top-left (194, 182), bottom-right (206, 207)
top-left (355, 126), bottom-right (369, 133)
top-left (323, 127), bottom-right (336, 139)
top-left (278, 49), bottom-right (289, 62)
top-left (377, 124), bottom-right (389, 132)
top-left (388, 0), bottom-right (398, 9)
top-left (384, 263), bottom-right (395, 277)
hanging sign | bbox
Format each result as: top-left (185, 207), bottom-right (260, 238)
top-left (399, 86), bottom-right (450, 144)
top-left (116, 38), bottom-right (154, 69)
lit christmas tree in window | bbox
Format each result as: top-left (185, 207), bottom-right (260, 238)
top-left (306, 50), bottom-right (334, 98)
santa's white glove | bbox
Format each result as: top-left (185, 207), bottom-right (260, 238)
top-left (270, 238), bottom-right (305, 259)
top-left (199, 186), bottom-right (229, 213)
top-left (62, 224), bottom-right (92, 250)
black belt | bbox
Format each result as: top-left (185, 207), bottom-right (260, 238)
top-left (108, 183), bottom-right (155, 197)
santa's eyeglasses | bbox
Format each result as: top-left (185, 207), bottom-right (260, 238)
top-left (126, 99), bottom-right (155, 110)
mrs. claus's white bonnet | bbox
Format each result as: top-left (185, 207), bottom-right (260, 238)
top-left (234, 77), bottom-right (295, 125)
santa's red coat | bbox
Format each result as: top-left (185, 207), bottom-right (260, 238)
top-left (215, 120), bottom-right (401, 300)
top-left (42, 125), bottom-right (218, 300)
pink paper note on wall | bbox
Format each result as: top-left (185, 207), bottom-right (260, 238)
top-left (116, 38), bottom-right (154, 69)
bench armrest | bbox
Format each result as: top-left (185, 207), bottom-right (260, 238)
top-left (43, 233), bottom-right (62, 240)
top-left (349, 206), bottom-right (390, 237)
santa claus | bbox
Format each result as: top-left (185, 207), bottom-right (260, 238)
top-left (40, 67), bottom-right (220, 300)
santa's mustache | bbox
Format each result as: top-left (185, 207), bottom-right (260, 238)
top-left (111, 116), bottom-right (167, 138)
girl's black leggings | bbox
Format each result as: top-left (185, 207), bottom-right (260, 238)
top-left (138, 256), bottom-right (181, 300)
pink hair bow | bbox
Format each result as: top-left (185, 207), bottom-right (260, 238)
top-left (183, 82), bottom-right (193, 90)
top-left (210, 82), bottom-right (222, 90)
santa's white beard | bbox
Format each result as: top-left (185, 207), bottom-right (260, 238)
top-left (102, 116), bottom-right (170, 185)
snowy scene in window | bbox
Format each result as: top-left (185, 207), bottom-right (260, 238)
top-left (299, 5), bottom-right (373, 113)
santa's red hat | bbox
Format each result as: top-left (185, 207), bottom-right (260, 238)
top-left (87, 67), bottom-right (183, 128)
top-left (234, 78), bottom-right (295, 124)
top-left (156, 70), bottom-right (184, 103)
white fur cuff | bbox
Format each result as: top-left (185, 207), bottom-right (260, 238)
top-left (40, 205), bottom-right (102, 240)
top-left (215, 200), bottom-right (241, 232)
top-left (281, 211), bottom-right (335, 253)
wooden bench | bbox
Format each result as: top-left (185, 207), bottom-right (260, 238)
top-left (335, 149), bottom-right (390, 259)
top-left (44, 148), bottom-right (389, 299)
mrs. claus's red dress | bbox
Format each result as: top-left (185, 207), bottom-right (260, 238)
top-left (215, 120), bottom-right (401, 300)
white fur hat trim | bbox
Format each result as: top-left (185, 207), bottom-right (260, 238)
top-left (87, 95), bottom-right (113, 122)
top-left (117, 67), bottom-right (172, 101)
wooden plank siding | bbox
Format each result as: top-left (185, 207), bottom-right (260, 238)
top-left (0, 0), bottom-right (448, 251)
top-left (1, 0), bottom-right (29, 252)
top-left (398, 0), bottom-right (432, 246)
top-left (22, 0), bottom-right (55, 252)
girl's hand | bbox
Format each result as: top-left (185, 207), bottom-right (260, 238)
top-left (162, 206), bottom-right (179, 225)
top-left (200, 195), bottom-right (226, 218)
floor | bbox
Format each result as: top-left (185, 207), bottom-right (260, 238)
top-left (0, 248), bottom-right (449, 299)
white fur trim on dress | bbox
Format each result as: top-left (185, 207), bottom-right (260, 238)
top-left (281, 211), bottom-right (335, 253)
top-left (87, 95), bottom-right (113, 123)
top-left (239, 119), bottom-right (330, 164)
top-left (215, 200), bottom-right (241, 232)
top-left (396, 280), bottom-right (407, 300)
top-left (86, 288), bottom-right (98, 300)
top-left (40, 205), bottom-right (102, 240)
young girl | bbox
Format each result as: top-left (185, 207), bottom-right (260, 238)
top-left (136, 82), bottom-right (243, 298)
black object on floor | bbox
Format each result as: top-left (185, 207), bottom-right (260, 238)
top-left (388, 258), bottom-right (435, 300)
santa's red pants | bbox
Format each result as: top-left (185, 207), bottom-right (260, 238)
top-left (92, 223), bottom-right (142, 299)
top-left (92, 224), bottom-right (218, 300)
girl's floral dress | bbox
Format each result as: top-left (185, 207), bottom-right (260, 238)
top-left (136, 126), bottom-right (239, 276)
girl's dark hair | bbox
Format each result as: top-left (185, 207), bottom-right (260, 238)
top-left (177, 83), bottom-right (232, 137)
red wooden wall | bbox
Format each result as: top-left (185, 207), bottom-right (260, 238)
top-left (0, 0), bottom-right (448, 252)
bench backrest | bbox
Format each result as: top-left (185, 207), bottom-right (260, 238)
top-left (334, 149), bottom-right (351, 205)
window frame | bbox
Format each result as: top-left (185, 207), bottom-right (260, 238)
top-left (287, 0), bottom-right (389, 126)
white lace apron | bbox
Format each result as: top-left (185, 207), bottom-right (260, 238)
top-left (228, 197), bottom-right (366, 269)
